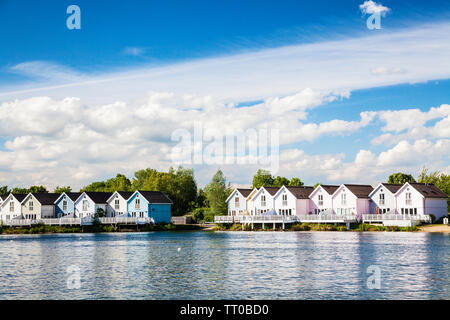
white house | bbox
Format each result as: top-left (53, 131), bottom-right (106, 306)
top-left (332, 184), bottom-right (373, 215)
top-left (252, 187), bottom-right (279, 215)
top-left (226, 188), bottom-right (253, 216)
top-left (309, 185), bottom-right (339, 214)
top-left (273, 186), bottom-right (314, 215)
top-left (369, 183), bottom-right (403, 214)
top-left (20, 193), bottom-right (59, 220)
top-left (74, 192), bottom-right (111, 218)
top-left (0, 193), bottom-right (27, 221)
top-left (106, 191), bottom-right (133, 217)
top-left (395, 183), bottom-right (448, 219)
top-left (245, 188), bottom-right (259, 215)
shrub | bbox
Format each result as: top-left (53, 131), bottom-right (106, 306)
top-left (291, 223), bottom-right (310, 231)
top-left (230, 223), bottom-right (242, 231)
top-left (429, 214), bottom-right (436, 224)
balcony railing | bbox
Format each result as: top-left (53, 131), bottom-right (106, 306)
top-left (362, 214), bottom-right (430, 222)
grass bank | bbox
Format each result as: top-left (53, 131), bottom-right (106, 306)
top-left (0, 223), bottom-right (204, 235)
top-left (213, 222), bottom-right (418, 232)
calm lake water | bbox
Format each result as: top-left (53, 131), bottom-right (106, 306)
top-left (0, 231), bottom-right (448, 299)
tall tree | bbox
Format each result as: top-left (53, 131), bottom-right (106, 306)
top-left (204, 169), bottom-right (229, 216)
top-left (54, 186), bottom-right (72, 194)
top-left (289, 178), bottom-right (304, 187)
top-left (387, 172), bottom-right (416, 184)
top-left (418, 167), bottom-right (449, 212)
top-left (12, 186), bottom-right (48, 194)
top-left (252, 169), bottom-right (275, 188)
top-left (273, 176), bottom-right (290, 187)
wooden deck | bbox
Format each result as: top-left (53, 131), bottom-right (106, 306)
top-left (1, 216), bottom-right (154, 227)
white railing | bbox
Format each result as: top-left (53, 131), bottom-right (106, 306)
top-left (2, 219), bottom-right (39, 226)
top-left (215, 216), bottom-right (235, 223)
top-left (363, 214), bottom-right (431, 222)
top-left (240, 215), bottom-right (299, 223)
top-left (297, 214), bottom-right (357, 222)
top-left (98, 217), bottom-right (116, 224)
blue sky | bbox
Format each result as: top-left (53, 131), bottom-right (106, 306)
top-left (0, 0), bottom-right (449, 189)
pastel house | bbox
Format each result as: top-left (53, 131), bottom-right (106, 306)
top-left (395, 183), bottom-right (448, 219)
top-left (369, 183), bottom-right (402, 214)
top-left (273, 186), bottom-right (314, 215)
top-left (106, 191), bottom-right (133, 217)
top-left (74, 192), bottom-right (112, 218)
top-left (331, 184), bottom-right (373, 215)
top-left (252, 187), bottom-right (279, 215)
top-left (226, 188), bottom-right (253, 216)
top-left (54, 192), bottom-right (81, 217)
top-left (21, 193), bottom-right (60, 220)
top-left (0, 194), bottom-right (27, 221)
top-left (127, 190), bottom-right (172, 223)
top-left (309, 185), bottom-right (339, 214)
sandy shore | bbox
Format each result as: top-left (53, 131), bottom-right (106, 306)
top-left (418, 224), bottom-right (450, 233)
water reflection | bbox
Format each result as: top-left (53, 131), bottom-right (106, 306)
top-left (0, 231), bottom-right (448, 299)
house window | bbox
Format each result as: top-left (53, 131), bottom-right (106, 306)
top-left (235, 197), bottom-right (240, 208)
top-left (379, 193), bottom-right (385, 205)
top-left (406, 193), bottom-right (412, 205)
top-left (63, 200), bottom-right (67, 211)
top-left (10, 201), bottom-right (14, 212)
top-left (135, 198), bottom-right (140, 209)
top-left (318, 195), bottom-right (323, 206)
top-left (29, 200), bottom-right (33, 211)
top-left (341, 193), bottom-right (346, 206)
top-left (282, 194), bottom-right (288, 206)
top-left (261, 195), bottom-right (266, 207)
top-left (289, 209), bottom-right (292, 215)
top-left (115, 199), bottom-right (120, 210)
top-left (82, 200), bottom-right (88, 211)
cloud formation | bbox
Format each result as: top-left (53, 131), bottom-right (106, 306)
top-left (359, 1), bottom-right (390, 17)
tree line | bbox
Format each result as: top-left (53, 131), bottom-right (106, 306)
top-left (0, 166), bottom-right (448, 218)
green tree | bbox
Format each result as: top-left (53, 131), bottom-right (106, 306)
top-left (313, 182), bottom-right (321, 189)
top-left (418, 167), bottom-right (450, 213)
top-left (204, 169), bottom-right (230, 216)
top-left (252, 169), bottom-right (274, 188)
top-left (289, 178), bottom-right (304, 187)
top-left (12, 186), bottom-right (48, 194)
top-left (0, 186), bottom-right (9, 195)
top-left (387, 173), bottom-right (416, 184)
top-left (273, 176), bottom-right (290, 187)
top-left (54, 186), bottom-right (72, 194)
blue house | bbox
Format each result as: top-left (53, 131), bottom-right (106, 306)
top-left (127, 190), bottom-right (172, 223)
top-left (54, 192), bottom-right (82, 217)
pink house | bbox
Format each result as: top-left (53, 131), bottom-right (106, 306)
top-left (331, 184), bottom-right (373, 215)
top-left (273, 186), bottom-right (314, 215)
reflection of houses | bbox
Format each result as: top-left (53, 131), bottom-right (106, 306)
top-left (54, 192), bottom-right (82, 217)
top-left (331, 184), bottom-right (373, 215)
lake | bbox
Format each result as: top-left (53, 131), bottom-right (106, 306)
top-left (0, 231), bottom-right (448, 299)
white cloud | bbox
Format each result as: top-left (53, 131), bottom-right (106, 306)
top-left (123, 47), bottom-right (145, 56)
top-left (359, 1), bottom-right (390, 17)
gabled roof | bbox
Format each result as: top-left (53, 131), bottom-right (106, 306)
top-left (225, 188), bottom-right (254, 202)
top-left (11, 193), bottom-right (27, 202)
top-left (54, 192), bottom-right (82, 204)
top-left (262, 187), bottom-right (280, 196)
top-left (77, 192), bottom-right (113, 204)
top-left (334, 184), bottom-right (374, 199)
top-left (285, 186), bottom-right (315, 199)
top-left (107, 191), bottom-right (134, 202)
top-left (0, 194), bottom-right (8, 201)
top-left (400, 183), bottom-right (448, 199)
top-left (27, 193), bottom-right (60, 205)
top-left (321, 185), bottom-right (340, 195)
top-left (131, 190), bottom-right (173, 204)
top-left (369, 183), bottom-right (403, 197)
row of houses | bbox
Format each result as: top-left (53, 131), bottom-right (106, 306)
top-left (0, 190), bottom-right (172, 224)
top-left (226, 182), bottom-right (448, 220)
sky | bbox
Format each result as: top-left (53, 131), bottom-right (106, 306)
top-left (0, 0), bottom-right (449, 190)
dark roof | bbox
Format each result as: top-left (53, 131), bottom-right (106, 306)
top-left (262, 187), bottom-right (280, 196)
top-left (136, 191), bottom-right (172, 204)
top-left (117, 191), bottom-right (134, 200)
top-left (0, 194), bottom-right (8, 201)
top-left (380, 183), bottom-right (403, 194)
top-left (286, 186), bottom-right (315, 199)
top-left (64, 192), bottom-right (82, 201)
top-left (32, 193), bottom-right (60, 205)
top-left (84, 192), bottom-right (113, 203)
top-left (343, 184), bottom-right (374, 198)
top-left (408, 183), bottom-right (448, 199)
top-left (320, 185), bottom-right (340, 195)
top-left (237, 188), bottom-right (253, 198)
top-left (11, 193), bottom-right (27, 202)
